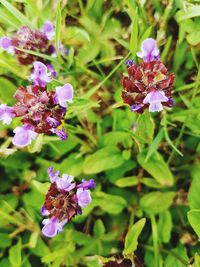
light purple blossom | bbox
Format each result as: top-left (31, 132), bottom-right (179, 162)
top-left (0, 37), bottom-right (14, 55)
top-left (41, 21), bottom-right (55, 40)
top-left (40, 206), bottom-right (50, 216)
top-left (51, 43), bottom-right (69, 57)
top-left (0, 104), bottom-right (15, 125)
top-left (130, 104), bottom-right (142, 112)
top-left (143, 90), bottom-right (168, 112)
top-left (137, 38), bottom-right (160, 62)
top-left (51, 128), bottom-right (68, 140)
top-left (42, 217), bottom-right (67, 238)
top-left (30, 61), bottom-right (52, 87)
top-left (77, 179), bottom-right (96, 190)
top-left (77, 188), bottom-right (91, 208)
top-left (56, 174), bottom-right (76, 191)
top-left (12, 124), bottom-right (37, 147)
top-left (46, 117), bottom-right (59, 128)
top-left (47, 166), bottom-right (60, 183)
top-left (55, 83), bottom-right (73, 108)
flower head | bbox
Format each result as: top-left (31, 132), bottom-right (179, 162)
top-left (55, 83), bottom-right (74, 108)
top-left (41, 167), bottom-right (95, 238)
top-left (30, 61), bottom-right (52, 87)
top-left (122, 60), bottom-right (175, 113)
top-left (0, 104), bottom-right (15, 125)
top-left (41, 21), bottom-right (55, 40)
top-left (12, 124), bottom-right (37, 147)
top-left (137, 38), bottom-right (160, 62)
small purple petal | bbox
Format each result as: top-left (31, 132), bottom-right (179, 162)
top-left (40, 206), bottom-right (50, 216)
top-left (55, 83), bottom-right (74, 108)
top-left (47, 64), bottom-right (57, 77)
top-left (46, 117), bottom-right (59, 128)
top-left (136, 38), bottom-right (160, 62)
top-left (0, 104), bottom-right (15, 125)
top-left (30, 61), bottom-right (52, 87)
top-left (42, 217), bottom-right (65, 238)
top-left (130, 104), bottom-right (142, 112)
top-left (167, 97), bottom-right (174, 107)
top-left (47, 166), bottom-right (60, 183)
top-left (56, 174), bottom-right (76, 192)
top-left (76, 188), bottom-right (91, 208)
top-left (0, 37), bottom-right (14, 55)
top-left (77, 179), bottom-right (95, 190)
top-left (125, 59), bottom-right (134, 67)
top-left (12, 124), bottom-right (37, 147)
top-left (51, 43), bottom-right (69, 57)
top-left (41, 21), bottom-right (55, 40)
top-left (51, 128), bottom-right (68, 140)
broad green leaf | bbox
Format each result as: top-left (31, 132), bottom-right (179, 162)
top-left (188, 175), bottom-right (200, 209)
top-left (164, 245), bottom-right (189, 267)
top-left (124, 218), bottom-right (146, 254)
top-left (9, 238), bottom-right (22, 267)
top-left (158, 211), bottom-right (172, 243)
top-left (187, 209), bottom-right (200, 239)
top-left (140, 191), bottom-right (175, 215)
top-left (0, 233), bottom-right (12, 248)
top-left (137, 150), bottom-right (174, 186)
top-left (115, 176), bottom-right (138, 188)
top-left (0, 77), bottom-right (16, 104)
top-left (93, 219), bottom-right (105, 237)
top-left (83, 146), bottom-right (125, 174)
top-left (136, 112), bottom-right (155, 144)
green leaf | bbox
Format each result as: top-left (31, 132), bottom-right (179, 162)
top-left (137, 150), bottom-right (174, 186)
top-left (158, 211), bottom-right (172, 243)
top-left (164, 245), bottom-right (189, 267)
top-left (145, 128), bottom-right (164, 162)
top-left (9, 238), bottom-right (22, 267)
top-left (1, 0), bottom-right (34, 28)
top-left (187, 209), bottom-right (200, 239)
top-left (124, 218), bottom-right (146, 254)
top-left (0, 233), bottom-right (12, 248)
top-left (55, 1), bottom-right (62, 55)
top-left (130, 8), bottom-right (138, 58)
top-left (0, 77), bottom-right (16, 104)
top-left (93, 219), bottom-right (105, 237)
top-left (115, 176), bottom-right (138, 188)
top-left (188, 175), bottom-right (200, 209)
top-left (83, 146), bottom-right (125, 174)
top-left (140, 191), bottom-right (175, 215)
top-left (136, 112), bottom-right (155, 144)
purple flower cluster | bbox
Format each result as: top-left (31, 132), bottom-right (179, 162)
top-left (41, 167), bottom-right (95, 238)
top-left (122, 38), bottom-right (175, 113)
top-left (0, 22), bottom-right (67, 65)
top-left (0, 61), bottom-right (73, 147)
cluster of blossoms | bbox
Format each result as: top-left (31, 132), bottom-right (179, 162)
top-left (0, 61), bottom-right (73, 147)
top-left (41, 167), bottom-right (95, 238)
top-left (0, 21), bottom-right (68, 65)
top-left (122, 38), bottom-right (175, 113)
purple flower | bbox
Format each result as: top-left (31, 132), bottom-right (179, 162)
top-left (51, 43), bottom-right (69, 57)
top-left (46, 117), bottom-right (59, 128)
top-left (30, 61), bottom-right (52, 87)
top-left (130, 104), bottom-right (142, 112)
top-left (56, 174), bottom-right (76, 191)
top-left (47, 64), bottom-right (57, 77)
top-left (55, 83), bottom-right (73, 108)
top-left (137, 38), bottom-right (160, 62)
top-left (42, 217), bottom-right (67, 238)
top-left (77, 179), bottom-right (95, 190)
top-left (0, 104), bottom-right (15, 125)
top-left (125, 59), bottom-right (134, 67)
top-left (47, 166), bottom-right (60, 183)
top-left (0, 37), bottom-right (14, 55)
top-left (77, 188), bottom-right (91, 208)
top-left (51, 128), bottom-right (68, 140)
top-left (40, 206), bottom-right (50, 216)
top-left (143, 90), bottom-right (168, 112)
top-left (41, 21), bottom-right (55, 41)
top-left (12, 124), bottom-right (37, 147)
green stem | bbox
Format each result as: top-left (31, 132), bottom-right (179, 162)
top-left (150, 215), bottom-right (159, 267)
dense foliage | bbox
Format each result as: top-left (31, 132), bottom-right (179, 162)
top-left (0, 0), bottom-right (200, 266)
